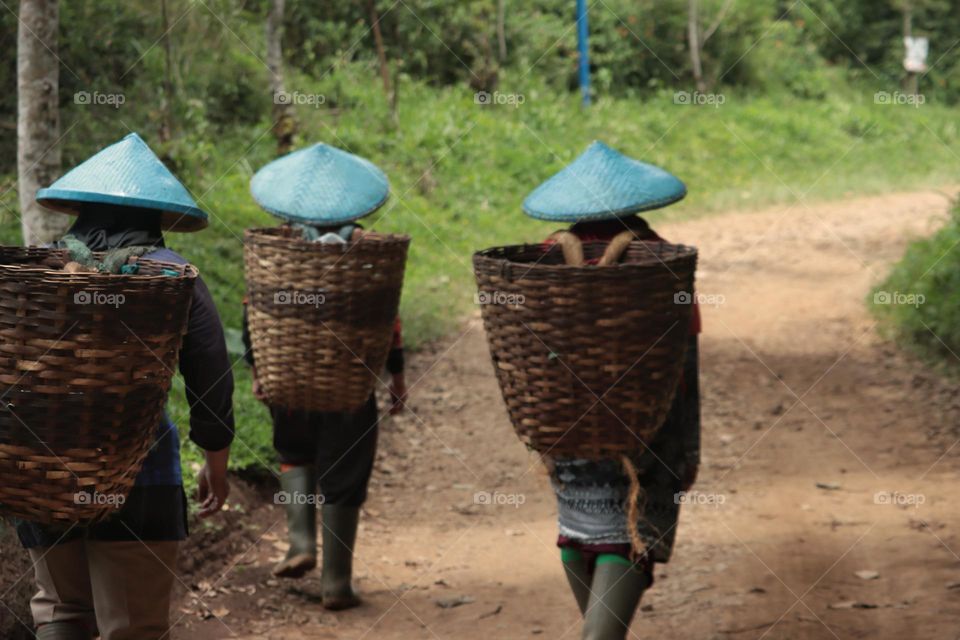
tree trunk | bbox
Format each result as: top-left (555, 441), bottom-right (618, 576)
top-left (159, 0), bottom-right (175, 143)
top-left (17, 0), bottom-right (68, 246)
top-left (497, 0), bottom-right (507, 61)
top-left (688, 0), bottom-right (706, 93)
top-left (368, 0), bottom-right (397, 123)
top-left (266, 0), bottom-right (295, 155)
top-left (902, 2), bottom-right (919, 96)
top-left (368, 0), bottom-right (390, 96)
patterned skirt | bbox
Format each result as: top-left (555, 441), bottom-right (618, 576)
top-left (552, 338), bottom-right (700, 563)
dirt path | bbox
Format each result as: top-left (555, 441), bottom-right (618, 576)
top-left (180, 188), bottom-right (960, 639)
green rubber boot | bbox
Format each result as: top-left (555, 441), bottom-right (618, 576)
top-left (561, 548), bottom-right (591, 615)
top-left (36, 622), bottom-right (91, 639)
top-left (581, 556), bottom-right (651, 640)
top-left (320, 504), bottom-right (361, 610)
top-left (272, 466), bottom-right (318, 578)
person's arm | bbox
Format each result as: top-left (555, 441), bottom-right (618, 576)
top-left (197, 446), bottom-right (230, 517)
top-left (386, 317), bottom-right (406, 414)
top-left (242, 303), bottom-right (268, 402)
top-left (241, 299), bottom-right (255, 366)
top-left (679, 336), bottom-right (700, 491)
top-left (349, 228), bottom-right (405, 412)
top-left (179, 276), bottom-right (235, 516)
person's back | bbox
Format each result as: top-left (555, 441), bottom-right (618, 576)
top-left (19, 134), bottom-right (235, 640)
top-left (241, 144), bottom-right (407, 610)
top-left (522, 141), bottom-right (699, 640)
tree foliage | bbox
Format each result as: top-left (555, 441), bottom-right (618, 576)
top-left (3, 0), bottom-right (960, 174)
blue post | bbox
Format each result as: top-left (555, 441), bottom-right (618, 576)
top-left (576, 0), bottom-right (591, 106)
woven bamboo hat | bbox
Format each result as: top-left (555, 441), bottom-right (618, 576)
top-left (523, 140), bottom-right (686, 222)
top-left (250, 143), bottom-right (390, 225)
top-left (36, 133), bottom-right (208, 232)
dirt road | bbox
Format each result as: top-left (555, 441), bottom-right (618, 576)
top-left (179, 189), bottom-right (960, 639)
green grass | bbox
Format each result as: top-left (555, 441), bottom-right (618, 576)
top-left (871, 200), bottom-right (960, 371)
top-left (3, 67), bottom-right (960, 477)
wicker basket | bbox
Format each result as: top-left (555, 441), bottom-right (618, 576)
top-left (473, 240), bottom-right (697, 459)
top-left (0, 246), bottom-right (198, 524)
top-left (244, 227), bottom-right (410, 412)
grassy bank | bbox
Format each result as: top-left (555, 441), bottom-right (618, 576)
top-left (871, 200), bottom-right (960, 369)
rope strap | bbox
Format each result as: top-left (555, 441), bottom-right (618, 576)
top-left (549, 229), bottom-right (638, 267)
top-left (621, 454), bottom-right (648, 557)
top-left (547, 230), bottom-right (585, 266)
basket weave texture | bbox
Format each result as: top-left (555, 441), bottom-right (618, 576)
top-left (244, 227), bottom-right (409, 412)
top-left (0, 246), bottom-right (197, 524)
top-left (473, 241), bottom-right (697, 459)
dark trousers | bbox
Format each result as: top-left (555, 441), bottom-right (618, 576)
top-left (271, 394), bottom-right (379, 507)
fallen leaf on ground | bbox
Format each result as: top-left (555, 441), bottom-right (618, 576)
top-left (479, 604), bottom-right (503, 618)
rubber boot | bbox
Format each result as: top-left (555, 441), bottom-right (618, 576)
top-left (581, 557), bottom-right (651, 640)
top-left (36, 622), bottom-right (91, 640)
top-left (320, 504), bottom-right (361, 610)
top-left (561, 549), bottom-right (591, 615)
top-left (272, 466), bottom-right (318, 578)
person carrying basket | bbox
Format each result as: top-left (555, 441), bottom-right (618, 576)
top-left (525, 141), bottom-right (701, 640)
top-left (16, 133), bottom-right (235, 640)
top-left (242, 143), bottom-right (407, 610)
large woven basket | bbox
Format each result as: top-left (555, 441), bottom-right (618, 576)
top-left (473, 240), bottom-right (697, 459)
top-left (244, 227), bottom-right (410, 412)
top-left (0, 246), bottom-right (197, 524)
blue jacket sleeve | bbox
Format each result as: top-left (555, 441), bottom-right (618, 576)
top-left (179, 276), bottom-right (235, 451)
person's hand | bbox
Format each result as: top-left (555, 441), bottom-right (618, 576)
top-left (197, 447), bottom-right (230, 518)
top-left (250, 366), bottom-right (268, 402)
top-left (389, 373), bottom-right (407, 415)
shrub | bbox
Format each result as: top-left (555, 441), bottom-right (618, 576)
top-left (872, 200), bottom-right (960, 361)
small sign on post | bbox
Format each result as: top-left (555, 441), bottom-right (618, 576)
top-left (903, 36), bottom-right (929, 73)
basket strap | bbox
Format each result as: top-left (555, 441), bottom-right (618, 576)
top-left (547, 231), bottom-right (585, 266)
top-left (621, 454), bottom-right (649, 557)
top-left (597, 231), bottom-right (636, 266)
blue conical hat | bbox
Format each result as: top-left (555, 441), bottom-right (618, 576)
top-left (523, 141), bottom-right (686, 222)
top-left (250, 143), bottom-right (390, 225)
top-left (36, 133), bottom-right (207, 232)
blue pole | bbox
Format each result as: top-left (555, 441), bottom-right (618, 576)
top-left (576, 0), bottom-right (591, 106)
